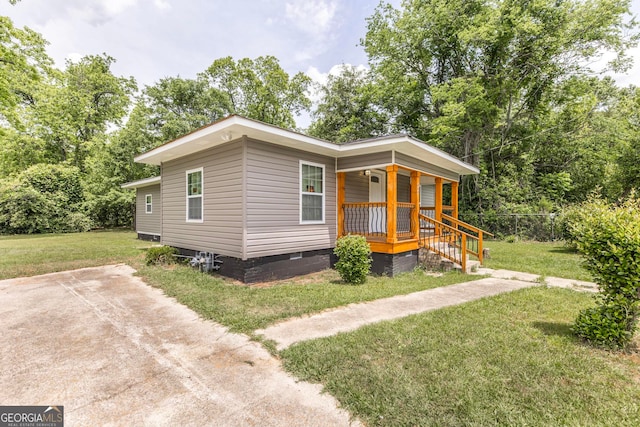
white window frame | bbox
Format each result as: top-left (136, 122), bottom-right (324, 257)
top-left (299, 160), bottom-right (325, 224)
top-left (186, 167), bottom-right (204, 223)
top-left (145, 194), bottom-right (152, 214)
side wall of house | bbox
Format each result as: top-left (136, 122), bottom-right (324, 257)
top-left (245, 138), bottom-right (337, 258)
top-left (161, 140), bottom-right (244, 258)
top-left (136, 184), bottom-right (161, 238)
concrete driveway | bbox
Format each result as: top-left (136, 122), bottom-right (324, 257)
top-left (0, 265), bottom-right (358, 426)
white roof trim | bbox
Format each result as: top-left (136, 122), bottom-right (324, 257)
top-left (121, 176), bottom-right (161, 189)
top-left (134, 115), bottom-right (479, 176)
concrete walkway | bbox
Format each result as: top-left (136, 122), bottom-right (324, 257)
top-left (257, 270), bottom-right (598, 350)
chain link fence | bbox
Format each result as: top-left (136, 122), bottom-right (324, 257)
top-left (462, 213), bottom-right (561, 241)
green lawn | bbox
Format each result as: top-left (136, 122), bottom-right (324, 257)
top-left (0, 230), bottom-right (153, 279)
top-left (482, 240), bottom-right (591, 281)
top-left (139, 265), bottom-right (475, 334)
top-left (282, 287), bottom-right (640, 426)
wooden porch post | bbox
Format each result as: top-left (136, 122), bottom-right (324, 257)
top-left (451, 181), bottom-right (459, 219)
top-left (337, 172), bottom-right (345, 238)
top-left (435, 177), bottom-right (443, 222)
top-left (410, 171), bottom-right (420, 240)
top-left (386, 165), bottom-right (398, 243)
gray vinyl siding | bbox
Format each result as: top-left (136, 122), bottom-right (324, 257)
top-left (421, 185), bottom-right (436, 206)
top-left (344, 171), bottom-right (411, 203)
top-left (345, 171), bottom-right (369, 203)
top-left (398, 174), bottom-right (411, 203)
top-left (245, 139), bottom-right (336, 258)
top-left (395, 152), bottom-right (459, 181)
top-left (161, 140), bottom-right (243, 258)
top-left (136, 184), bottom-right (161, 236)
top-left (337, 151), bottom-right (393, 171)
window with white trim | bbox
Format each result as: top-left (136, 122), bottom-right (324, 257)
top-left (186, 168), bottom-right (203, 222)
top-left (300, 161), bottom-right (324, 223)
top-left (145, 194), bottom-right (152, 214)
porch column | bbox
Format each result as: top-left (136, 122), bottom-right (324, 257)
top-left (410, 171), bottom-right (420, 240)
top-left (337, 172), bottom-right (345, 237)
top-left (451, 180), bottom-right (459, 219)
top-left (435, 177), bottom-right (443, 223)
top-left (386, 165), bottom-right (398, 244)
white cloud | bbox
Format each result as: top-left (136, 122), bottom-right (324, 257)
top-left (285, 0), bottom-right (338, 37)
top-left (153, 0), bottom-right (171, 11)
top-left (101, 0), bottom-right (138, 16)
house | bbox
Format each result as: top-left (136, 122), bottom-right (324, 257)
top-left (122, 115), bottom-right (488, 283)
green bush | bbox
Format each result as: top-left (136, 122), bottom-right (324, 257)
top-left (0, 164), bottom-right (93, 235)
top-left (334, 234), bottom-right (372, 285)
top-left (572, 302), bottom-right (636, 350)
top-left (85, 189), bottom-right (134, 228)
top-left (568, 195), bottom-right (640, 349)
top-left (145, 246), bottom-right (178, 266)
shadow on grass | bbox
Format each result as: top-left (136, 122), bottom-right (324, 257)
top-left (548, 247), bottom-right (579, 254)
top-left (533, 321), bottom-right (574, 338)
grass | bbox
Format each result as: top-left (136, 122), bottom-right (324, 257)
top-left (482, 239), bottom-right (591, 281)
top-left (3, 232), bottom-right (637, 425)
top-left (0, 230), bottom-right (153, 279)
top-left (139, 265), bottom-right (475, 334)
top-left (282, 287), bottom-right (640, 426)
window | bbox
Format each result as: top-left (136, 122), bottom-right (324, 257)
top-left (300, 161), bottom-right (324, 223)
top-left (186, 168), bottom-right (203, 222)
top-left (145, 194), bottom-right (152, 214)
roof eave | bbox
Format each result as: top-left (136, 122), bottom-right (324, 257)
top-left (121, 176), bottom-right (161, 189)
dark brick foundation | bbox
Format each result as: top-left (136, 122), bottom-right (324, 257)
top-left (138, 233), bottom-right (161, 242)
top-left (370, 250), bottom-right (418, 276)
top-left (174, 247), bottom-right (333, 283)
top-left (170, 246), bottom-right (416, 282)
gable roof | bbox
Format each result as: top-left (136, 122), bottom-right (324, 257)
top-left (134, 115), bottom-right (479, 176)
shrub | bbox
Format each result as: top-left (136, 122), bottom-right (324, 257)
top-left (568, 195), bottom-right (640, 349)
top-left (573, 303), bottom-right (636, 350)
top-left (145, 246), bottom-right (178, 266)
top-left (334, 234), bottom-right (372, 285)
top-left (64, 212), bottom-right (93, 233)
top-left (85, 189), bottom-right (134, 228)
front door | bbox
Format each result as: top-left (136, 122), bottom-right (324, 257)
top-left (369, 171), bottom-right (386, 234)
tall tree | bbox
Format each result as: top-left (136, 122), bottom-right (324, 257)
top-left (308, 65), bottom-right (390, 143)
top-left (363, 0), bottom-right (638, 212)
top-left (0, 16), bottom-right (51, 128)
top-left (140, 76), bottom-right (230, 142)
top-left (30, 54), bottom-right (136, 170)
top-left (201, 56), bottom-right (311, 129)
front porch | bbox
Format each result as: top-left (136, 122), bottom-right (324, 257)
top-left (337, 164), bottom-right (489, 272)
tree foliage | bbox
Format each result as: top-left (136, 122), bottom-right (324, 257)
top-left (308, 65), bottom-right (389, 143)
top-left (201, 56), bottom-right (311, 129)
top-left (360, 0), bottom-right (638, 217)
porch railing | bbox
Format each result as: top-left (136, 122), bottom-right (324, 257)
top-left (419, 214), bottom-right (471, 272)
top-left (441, 213), bottom-right (493, 264)
top-left (397, 202), bottom-right (415, 238)
top-left (343, 202), bottom-right (386, 237)
top-left (342, 202), bottom-right (416, 239)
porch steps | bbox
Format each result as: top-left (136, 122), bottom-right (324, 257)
top-left (418, 248), bottom-right (480, 274)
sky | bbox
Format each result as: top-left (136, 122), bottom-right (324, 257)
top-left (2, 0), bottom-right (639, 128)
